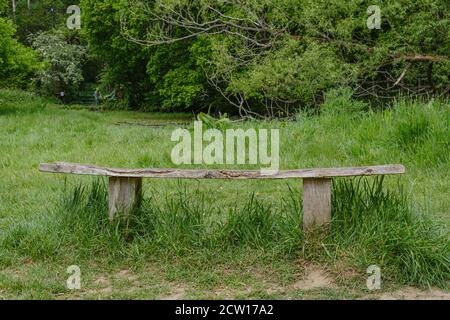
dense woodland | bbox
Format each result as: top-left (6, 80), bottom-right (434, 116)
top-left (1, 0), bottom-right (449, 117)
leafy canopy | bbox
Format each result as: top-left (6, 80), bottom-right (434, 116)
top-left (0, 17), bottom-right (39, 87)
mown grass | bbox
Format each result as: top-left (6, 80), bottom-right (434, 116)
top-left (0, 89), bottom-right (448, 299)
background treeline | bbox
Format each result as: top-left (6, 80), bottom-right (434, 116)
top-left (0, 0), bottom-right (96, 98)
top-left (1, 0), bottom-right (449, 117)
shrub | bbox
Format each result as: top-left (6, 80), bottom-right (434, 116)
top-left (0, 17), bottom-right (39, 88)
top-left (30, 30), bottom-right (87, 99)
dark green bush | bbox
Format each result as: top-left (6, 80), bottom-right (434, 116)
top-left (0, 17), bottom-right (40, 88)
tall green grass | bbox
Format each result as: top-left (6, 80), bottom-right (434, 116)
top-left (0, 89), bottom-right (448, 293)
top-left (1, 177), bottom-right (448, 288)
top-left (329, 177), bottom-right (449, 287)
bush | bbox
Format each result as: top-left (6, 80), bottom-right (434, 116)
top-left (0, 17), bottom-right (39, 88)
top-left (30, 30), bottom-right (87, 99)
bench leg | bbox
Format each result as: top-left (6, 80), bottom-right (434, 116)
top-left (108, 177), bottom-right (142, 221)
top-left (303, 178), bottom-right (332, 231)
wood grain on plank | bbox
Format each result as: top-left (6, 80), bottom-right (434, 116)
top-left (39, 162), bottom-right (405, 179)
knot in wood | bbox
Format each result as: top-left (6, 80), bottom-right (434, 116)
top-left (204, 172), bottom-right (217, 179)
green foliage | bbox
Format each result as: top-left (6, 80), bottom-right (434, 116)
top-left (30, 30), bottom-right (87, 98)
top-left (231, 41), bottom-right (356, 111)
top-left (2, 0), bottom-right (80, 44)
top-left (0, 88), bottom-right (50, 115)
top-left (197, 112), bottom-right (231, 129)
top-left (146, 39), bottom-right (207, 111)
top-left (80, 0), bottom-right (151, 108)
top-left (0, 0), bottom-right (7, 15)
top-left (86, 0), bottom-right (450, 115)
top-left (0, 17), bottom-right (39, 87)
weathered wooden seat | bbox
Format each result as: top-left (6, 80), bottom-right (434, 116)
top-left (39, 162), bottom-right (405, 230)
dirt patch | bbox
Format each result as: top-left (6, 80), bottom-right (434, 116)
top-left (161, 286), bottom-right (186, 300)
top-left (94, 275), bottom-right (110, 286)
top-left (0, 267), bottom-right (24, 279)
top-left (378, 287), bottom-right (450, 300)
top-left (266, 283), bottom-right (285, 295)
top-left (116, 269), bottom-right (138, 282)
top-left (84, 275), bottom-right (113, 295)
top-left (293, 266), bottom-right (336, 290)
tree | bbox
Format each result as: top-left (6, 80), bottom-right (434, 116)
top-left (80, 0), bottom-right (152, 109)
top-left (2, 0), bottom-right (80, 44)
top-left (0, 1), bottom-right (7, 15)
top-left (0, 17), bottom-right (39, 87)
top-left (81, 0), bottom-right (450, 116)
top-left (30, 30), bottom-right (87, 98)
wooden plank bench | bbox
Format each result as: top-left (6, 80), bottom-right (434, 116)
top-left (39, 162), bottom-right (405, 230)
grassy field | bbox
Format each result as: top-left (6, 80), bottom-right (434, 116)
top-left (0, 89), bottom-right (448, 299)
